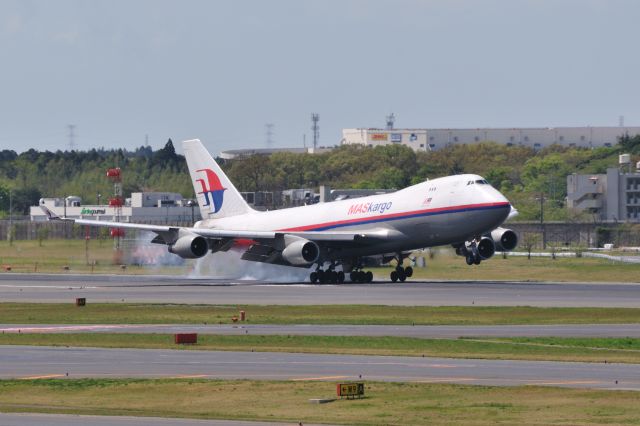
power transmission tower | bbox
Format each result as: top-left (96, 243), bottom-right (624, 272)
top-left (311, 113), bottom-right (319, 150)
top-left (265, 123), bottom-right (275, 148)
top-left (386, 113), bottom-right (395, 130)
top-left (67, 124), bottom-right (76, 150)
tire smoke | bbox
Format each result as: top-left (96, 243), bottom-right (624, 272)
top-left (189, 249), bottom-right (311, 282)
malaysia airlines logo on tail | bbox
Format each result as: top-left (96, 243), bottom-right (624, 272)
top-left (195, 168), bottom-right (226, 213)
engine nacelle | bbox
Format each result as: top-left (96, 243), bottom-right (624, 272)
top-left (454, 237), bottom-right (495, 260)
top-left (490, 227), bottom-right (518, 252)
top-left (168, 233), bottom-right (209, 259)
top-left (476, 236), bottom-right (496, 260)
top-left (282, 238), bottom-right (320, 266)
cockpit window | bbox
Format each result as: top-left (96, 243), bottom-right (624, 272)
top-left (475, 179), bottom-right (489, 184)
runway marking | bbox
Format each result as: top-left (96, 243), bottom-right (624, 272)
top-left (415, 377), bottom-right (477, 383)
top-left (19, 374), bottom-right (66, 380)
top-left (0, 285), bottom-right (98, 289)
top-left (527, 380), bottom-right (602, 386)
top-left (170, 375), bottom-right (210, 379)
top-left (291, 375), bottom-right (349, 381)
top-left (0, 325), bottom-right (143, 333)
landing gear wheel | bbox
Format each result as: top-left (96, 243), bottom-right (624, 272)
top-left (397, 268), bottom-right (407, 282)
top-left (365, 271), bottom-right (373, 283)
top-left (404, 266), bottom-right (413, 278)
top-left (317, 270), bottom-right (326, 283)
top-left (349, 272), bottom-right (357, 282)
top-left (390, 270), bottom-right (398, 283)
top-left (330, 271), bottom-right (338, 283)
top-left (310, 272), bottom-right (318, 283)
top-left (466, 255), bottom-right (474, 265)
top-left (474, 257), bottom-right (481, 265)
top-left (337, 271), bottom-right (345, 284)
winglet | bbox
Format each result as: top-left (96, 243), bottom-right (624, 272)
top-left (40, 205), bottom-right (62, 221)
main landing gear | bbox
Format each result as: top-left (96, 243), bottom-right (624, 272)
top-left (310, 269), bottom-right (345, 284)
top-left (349, 270), bottom-right (373, 283)
top-left (310, 268), bottom-right (374, 284)
top-left (390, 265), bottom-right (413, 282)
top-left (390, 254), bottom-right (413, 283)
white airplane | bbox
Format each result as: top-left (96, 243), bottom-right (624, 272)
top-left (42, 139), bottom-right (518, 283)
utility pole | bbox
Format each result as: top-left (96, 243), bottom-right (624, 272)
top-left (538, 192), bottom-right (546, 249)
top-left (8, 189), bottom-right (12, 245)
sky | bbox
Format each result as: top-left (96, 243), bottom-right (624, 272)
top-left (1, 0), bottom-right (639, 155)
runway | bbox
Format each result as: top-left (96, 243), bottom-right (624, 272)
top-left (1, 273), bottom-right (639, 307)
top-left (2, 345), bottom-right (638, 390)
top-left (3, 323), bottom-right (640, 338)
top-left (0, 413), bottom-right (314, 426)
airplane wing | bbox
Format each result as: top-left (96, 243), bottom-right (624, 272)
top-left (40, 205), bottom-right (399, 251)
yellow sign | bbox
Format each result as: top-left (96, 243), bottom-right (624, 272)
top-left (337, 383), bottom-right (365, 398)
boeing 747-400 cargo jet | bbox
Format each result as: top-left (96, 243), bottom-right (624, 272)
top-left (42, 139), bottom-right (518, 283)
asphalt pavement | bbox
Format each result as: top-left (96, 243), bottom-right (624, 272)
top-left (3, 323), bottom-right (640, 338)
top-left (1, 274), bottom-right (639, 306)
top-left (2, 345), bottom-right (638, 391)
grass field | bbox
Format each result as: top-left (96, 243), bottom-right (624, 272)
top-left (0, 239), bottom-right (176, 274)
top-left (409, 250), bottom-right (640, 283)
top-left (1, 239), bottom-right (640, 282)
top-left (4, 303), bottom-right (640, 325)
top-left (1, 334), bottom-right (640, 363)
top-left (0, 379), bottom-right (638, 425)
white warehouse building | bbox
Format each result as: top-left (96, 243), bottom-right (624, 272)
top-left (342, 127), bottom-right (640, 151)
top-left (30, 192), bottom-right (201, 224)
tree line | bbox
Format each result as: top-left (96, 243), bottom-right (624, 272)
top-left (1, 135), bottom-right (639, 221)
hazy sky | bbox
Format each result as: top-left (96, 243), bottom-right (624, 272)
top-left (1, 0), bottom-right (638, 155)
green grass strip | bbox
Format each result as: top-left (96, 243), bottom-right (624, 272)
top-left (0, 378), bottom-right (639, 425)
top-left (4, 303), bottom-right (640, 325)
top-left (2, 334), bottom-right (640, 363)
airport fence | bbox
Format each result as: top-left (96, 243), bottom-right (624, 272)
top-left (1, 220), bottom-right (640, 250)
top-left (0, 219), bottom-right (192, 241)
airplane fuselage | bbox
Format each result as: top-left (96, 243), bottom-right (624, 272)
top-left (196, 174), bottom-right (511, 259)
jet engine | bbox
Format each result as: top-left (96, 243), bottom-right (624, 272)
top-left (476, 236), bottom-right (496, 260)
top-left (282, 238), bottom-right (320, 266)
top-left (454, 236), bottom-right (495, 265)
top-left (490, 227), bottom-right (518, 252)
top-left (168, 233), bottom-right (209, 259)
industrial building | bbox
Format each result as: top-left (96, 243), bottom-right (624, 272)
top-left (567, 155), bottom-right (640, 222)
top-left (219, 147), bottom-right (332, 160)
top-left (342, 126), bottom-right (640, 152)
top-left (30, 192), bottom-right (201, 224)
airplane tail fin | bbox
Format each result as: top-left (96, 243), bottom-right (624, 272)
top-left (182, 139), bottom-right (254, 220)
